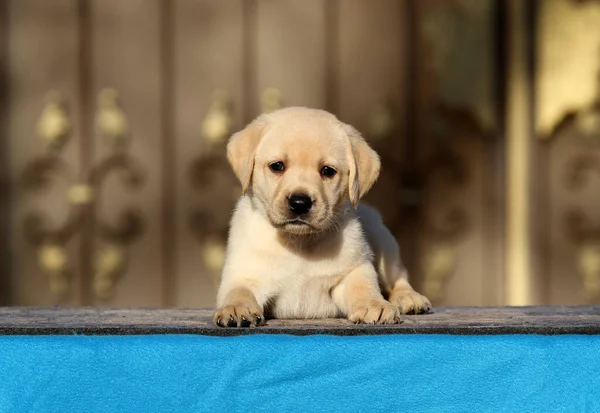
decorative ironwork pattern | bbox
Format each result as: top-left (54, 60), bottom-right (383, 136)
top-left (189, 95), bottom-right (239, 289)
top-left (22, 90), bottom-right (145, 300)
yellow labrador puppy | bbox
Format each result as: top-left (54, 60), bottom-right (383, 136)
top-left (214, 107), bottom-right (431, 327)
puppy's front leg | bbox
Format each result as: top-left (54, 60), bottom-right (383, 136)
top-left (333, 263), bottom-right (401, 325)
top-left (214, 287), bottom-right (265, 327)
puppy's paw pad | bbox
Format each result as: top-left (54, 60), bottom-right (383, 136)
top-left (391, 291), bottom-right (432, 315)
top-left (348, 301), bottom-right (401, 325)
top-left (213, 306), bottom-right (265, 328)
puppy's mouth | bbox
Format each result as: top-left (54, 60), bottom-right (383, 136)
top-left (276, 218), bottom-right (314, 228)
top-left (269, 216), bottom-right (322, 233)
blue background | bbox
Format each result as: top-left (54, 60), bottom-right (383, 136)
top-left (1, 334), bottom-right (599, 412)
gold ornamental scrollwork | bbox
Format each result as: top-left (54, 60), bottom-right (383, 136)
top-left (90, 89), bottom-right (145, 299)
top-left (22, 89), bottom-right (145, 300)
top-left (261, 87), bottom-right (282, 114)
top-left (93, 243), bottom-right (127, 300)
top-left (189, 156), bottom-right (236, 290)
top-left (189, 164), bottom-right (237, 292)
top-left (201, 89), bottom-right (232, 145)
top-left (23, 91), bottom-right (78, 297)
top-left (37, 241), bottom-right (70, 296)
top-left (368, 100), bottom-right (396, 141)
top-left (88, 150), bottom-right (145, 299)
top-left (190, 97), bottom-right (238, 290)
top-left (37, 91), bottom-right (71, 150)
top-left (95, 88), bottom-right (129, 148)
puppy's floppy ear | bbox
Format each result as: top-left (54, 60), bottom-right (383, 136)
top-left (227, 116), bottom-right (268, 194)
top-left (343, 123), bottom-right (381, 207)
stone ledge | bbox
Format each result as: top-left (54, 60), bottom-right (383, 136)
top-left (1, 306), bottom-right (600, 336)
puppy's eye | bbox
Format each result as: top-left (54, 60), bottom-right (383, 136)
top-left (321, 166), bottom-right (337, 177)
top-left (269, 161), bottom-right (285, 172)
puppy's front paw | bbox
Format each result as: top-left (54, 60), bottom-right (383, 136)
top-left (213, 305), bottom-right (265, 328)
top-left (390, 290), bottom-right (432, 314)
top-left (347, 300), bottom-right (401, 325)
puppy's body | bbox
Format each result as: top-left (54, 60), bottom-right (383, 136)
top-left (214, 107), bottom-right (430, 327)
top-left (220, 196), bottom-right (361, 319)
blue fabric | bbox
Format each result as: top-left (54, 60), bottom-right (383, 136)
top-left (1, 334), bottom-right (599, 413)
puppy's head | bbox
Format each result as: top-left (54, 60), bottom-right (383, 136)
top-left (227, 107), bottom-right (380, 235)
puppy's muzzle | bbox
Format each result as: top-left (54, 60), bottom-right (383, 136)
top-left (288, 194), bottom-right (312, 215)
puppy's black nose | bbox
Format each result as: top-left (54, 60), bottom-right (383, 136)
top-left (288, 194), bottom-right (313, 215)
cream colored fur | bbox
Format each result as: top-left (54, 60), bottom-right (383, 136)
top-left (214, 107), bottom-right (431, 327)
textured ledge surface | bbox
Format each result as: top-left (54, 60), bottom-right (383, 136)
top-left (1, 306), bottom-right (600, 336)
